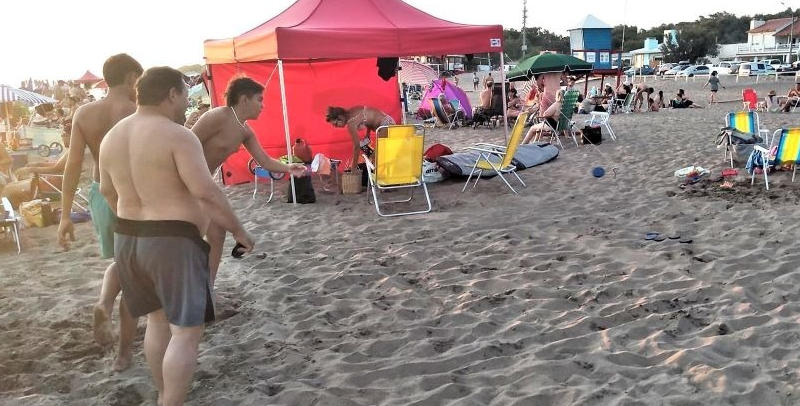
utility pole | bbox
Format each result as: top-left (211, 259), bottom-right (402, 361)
top-left (521, 0), bottom-right (528, 58)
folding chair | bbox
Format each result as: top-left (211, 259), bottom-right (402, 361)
top-left (430, 98), bottom-right (458, 129)
top-left (585, 111), bottom-right (616, 141)
top-left (248, 158), bottom-right (284, 202)
top-left (363, 124), bottom-right (432, 217)
top-left (750, 128), bottom-right (800, 190)
top-left (619, 93), bottom-right (635, 113)
top-left (742, 88), bottom-right (758, 110)
top-left (462, 112), bottom-right (529, 194)
top-left (32, 174), bottom-right (89, 212)
top-left (537, 90), bottom-right (580, 148)
top-left (721, 111), bottom-right (770, 168)
top-left (1, 197), bottom-right (21, 254)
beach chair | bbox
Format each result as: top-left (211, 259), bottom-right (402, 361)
top-left (248, 158), bottom-right (284, 202)
top-left (742, 88), bottom-right (758, 110)
top-left (1, 197), bottom-right (21, 254)
top-left (430, 98), bottom-right (459, 129)
top-left (363, 124), bottom-right (432, 217)
top-left (722, 111), bottom-right (769, 168)
top-left (585, 111), bottom-right (616, 141)
top-left (618, 93), bottom-right (635, 113)
top-left (31, 174), bottom-right (89, 212)
top-left (462, 112), bottom-right (530, 194)
top-left (537, 90), bottom-right (580, 148)
top-left (750, 128), bottom-right (800, 189)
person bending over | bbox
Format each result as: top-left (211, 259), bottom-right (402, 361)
top-left (325, 105), bottom-right (394, 166)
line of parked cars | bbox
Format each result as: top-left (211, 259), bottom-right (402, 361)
top-left (623, 59), bottom-right (798, 78)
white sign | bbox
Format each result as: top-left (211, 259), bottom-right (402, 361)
top-left (573, 52), bottom-right (584, 61)
top-left (600, 52), bottom-right (610, 63)
top-left (585, 52), bottom-right (596, 63)
top-left (490, 38), bottom-right (501, 47)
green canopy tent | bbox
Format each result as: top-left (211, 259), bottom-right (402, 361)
top-left (507, 53), bottom-right (593, 81)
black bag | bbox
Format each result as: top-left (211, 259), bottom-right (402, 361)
top-left (582, 125), bottom-right (602, 144)
top-left (286, 175), bottom-right (316, 204)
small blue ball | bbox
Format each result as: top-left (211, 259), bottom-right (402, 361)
top-left (592, 167), bottom-right (605, 178)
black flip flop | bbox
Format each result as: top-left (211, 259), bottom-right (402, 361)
top-left (653, 234), bottom-right (667, 242)
top-left (645, 232), bottom-right (659, 240)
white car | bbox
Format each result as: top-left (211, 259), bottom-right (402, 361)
top-left (710, 62), bottom-right (739, 75)
top-left (676, 65), bottom-right (710, 77)
top-left (664, 65), bottom-right (690, 76)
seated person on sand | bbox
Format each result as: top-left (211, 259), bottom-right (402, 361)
top-left (325, 105), bottom-right (394, 167)
top-left (649, 90), bottom-right (667, 112)
top-left (782, 82), bottom-right (800, 112)
top-left (506, 88), bottom-right (523, 120)
top-left (671, 89), bottom-right (702, 108)
top-left (522, 89), bottom-right (564, 144)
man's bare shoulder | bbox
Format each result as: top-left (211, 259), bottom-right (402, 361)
top-left (192, 107), bottom-right (231, 138)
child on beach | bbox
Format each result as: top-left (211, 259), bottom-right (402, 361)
top-left (703, 71), bottom-right (725, 104)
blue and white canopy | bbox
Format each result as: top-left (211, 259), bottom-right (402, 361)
top-left (0, 84), bottom-right (56, 105)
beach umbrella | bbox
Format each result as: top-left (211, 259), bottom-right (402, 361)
top-left (188, 83), bottom-right (209, 101)
top-left (507, 53), bottom-right (593, 81)
top-left (0, 84), bottom-right (56, 105)
top-left (398, 60), bottom-right (438, 86)
top-left (75, 70), bottom-right (102, 84)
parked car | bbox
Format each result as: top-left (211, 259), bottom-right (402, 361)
top-left (738, 62), bottom-right (770, 76)
top-left (777, 63), bottom-right (797, 72)
top-left (657, 63), bottom-right (675, 75)
top-left (709, 61), bottom-right (739, 75)
top-left (676, 65), bottom-right (710, 77)
top-left (624, 65), bottom-right (656, 76)
top-left (761, 59), bottom-right (783, 70)
top-left (664, 64), bottom-right (691, 76)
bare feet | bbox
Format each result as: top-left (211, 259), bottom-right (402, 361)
top-left (93, 304), bottom-right (113, 348)
top-left (112, 351), bottom-right (133, 372)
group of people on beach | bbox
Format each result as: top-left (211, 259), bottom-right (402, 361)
top-left (52, 53), bottom-right (306, 406)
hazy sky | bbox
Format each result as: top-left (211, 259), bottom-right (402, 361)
top-left (0, 0), bottom-right (790, 86)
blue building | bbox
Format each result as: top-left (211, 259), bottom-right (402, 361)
top-left (568, 15), bottom-right (617, 70)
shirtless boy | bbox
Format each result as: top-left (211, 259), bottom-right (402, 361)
top-left (57, 54), bottom-right (143, 371)
top-left (99, 66), bottom-right (253, 406)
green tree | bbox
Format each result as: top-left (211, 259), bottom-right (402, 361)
top-left (660, 27), bottom-right (719, 63)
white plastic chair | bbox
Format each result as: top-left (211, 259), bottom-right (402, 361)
top-left (2, 197), bottom-right (21, 254)
top-left (584, 111), bottom-right (616, 141)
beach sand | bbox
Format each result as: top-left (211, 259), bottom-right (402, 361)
top-left (4, 75), bottom-right (800, 405)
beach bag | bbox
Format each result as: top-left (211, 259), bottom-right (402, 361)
top-left (422, 161), bottom-right (445, 183)
top-left (286, 175), bottom-right (315, 204)
top-left (19, 199), bottom-right (53, 227)
top-left (292, 138), bottom-right (313, 164)
top-left (424, 143), bottom-right (453, 161)
top-left (581, 125), bottom-right (602, 145)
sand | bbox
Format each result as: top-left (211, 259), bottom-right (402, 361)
top-left (4, 74), bottom-right (800, 405)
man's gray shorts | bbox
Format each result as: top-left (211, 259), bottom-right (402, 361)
top-left (115, 218), bottom-right (214, 327)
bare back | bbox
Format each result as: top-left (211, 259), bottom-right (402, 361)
top-left (100, 112), bottom-right (211, 233)
top-left (72, 94), bottom-right (136, 181)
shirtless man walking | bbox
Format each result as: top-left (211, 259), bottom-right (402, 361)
top-left (99, 66), bottom-right (253, 406)
top-left (191, 77), bottom-right (306, 284)
top-left (57, 53), bottom-right (143, 371)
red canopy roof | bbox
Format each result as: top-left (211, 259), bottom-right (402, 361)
top-left (204, 0), bottom-right (503, 63)
top-left (75, 70), bottom-right (102, 83)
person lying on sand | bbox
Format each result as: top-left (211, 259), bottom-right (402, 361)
top-left (325, 105), bottom-right (395, 166)
top-left (671, 89), bottom-right (702, 109)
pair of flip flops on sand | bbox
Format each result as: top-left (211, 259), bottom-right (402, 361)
top-left (645, 232), bottom-right (692, 243)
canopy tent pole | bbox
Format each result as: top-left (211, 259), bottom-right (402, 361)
top-left (499, 52), bottom-right (509, 143)
top-left (399, 79), bottom-right (407, 124)
top-left (277, 60), bottom-right (297, 205)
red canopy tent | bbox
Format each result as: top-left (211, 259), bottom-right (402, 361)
top-left (203, 0), bottom-right (503, 188)
top-left (75, 70), bottom-right (102, 84)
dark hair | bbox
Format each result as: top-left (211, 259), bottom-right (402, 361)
top-left (326, 106), bottom-right (348, 122)
top-left (136, 67), bottom-right (185, 106)
top-left (711, 71), bottom-right (717, 76)
top-left (678, 88), bottom-right (685, 96)
top-left (646, 87), bottom-right (654, 94)
top-left (103, 54), bottom-right (143, 87)
top-left (509, 88), bottom-right (517, 95)
top-left (225, 77), bottom-right (264, 107)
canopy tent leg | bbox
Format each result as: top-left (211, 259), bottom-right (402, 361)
top-left (499, 52), bottom-right (509, 143)
top-left (277, 60), bottom-right (297, 205)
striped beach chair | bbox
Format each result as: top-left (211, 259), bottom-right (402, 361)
top-left (723, 111), bottom-right (769, 167)
top-left (750, 128), bottom-right (800, 190)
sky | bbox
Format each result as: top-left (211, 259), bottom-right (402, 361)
top-left (0, 0), bottom-right (792, 86)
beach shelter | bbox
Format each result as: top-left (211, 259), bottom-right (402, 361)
top-left (398, 60), bottom-right (439, 86)
top-left (75, 71), bottom-right (102, 84)
top-left (420, 79), bottom-right (473, 119)
top-left (203, 0), bottom-right (503, 188)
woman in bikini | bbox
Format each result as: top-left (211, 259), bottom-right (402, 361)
top-left (325, 105), bottom-right (394, 167)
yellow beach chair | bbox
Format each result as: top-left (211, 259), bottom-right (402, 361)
top-left (462, 112), bottom-right (529, 194)
top-left (751, 128), bottom-right (800, 190)
top-left (363, 124), bottom-right (432, 217)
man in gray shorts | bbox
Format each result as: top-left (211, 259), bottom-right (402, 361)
top-left (99, 66), bottom-right (253, 406)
